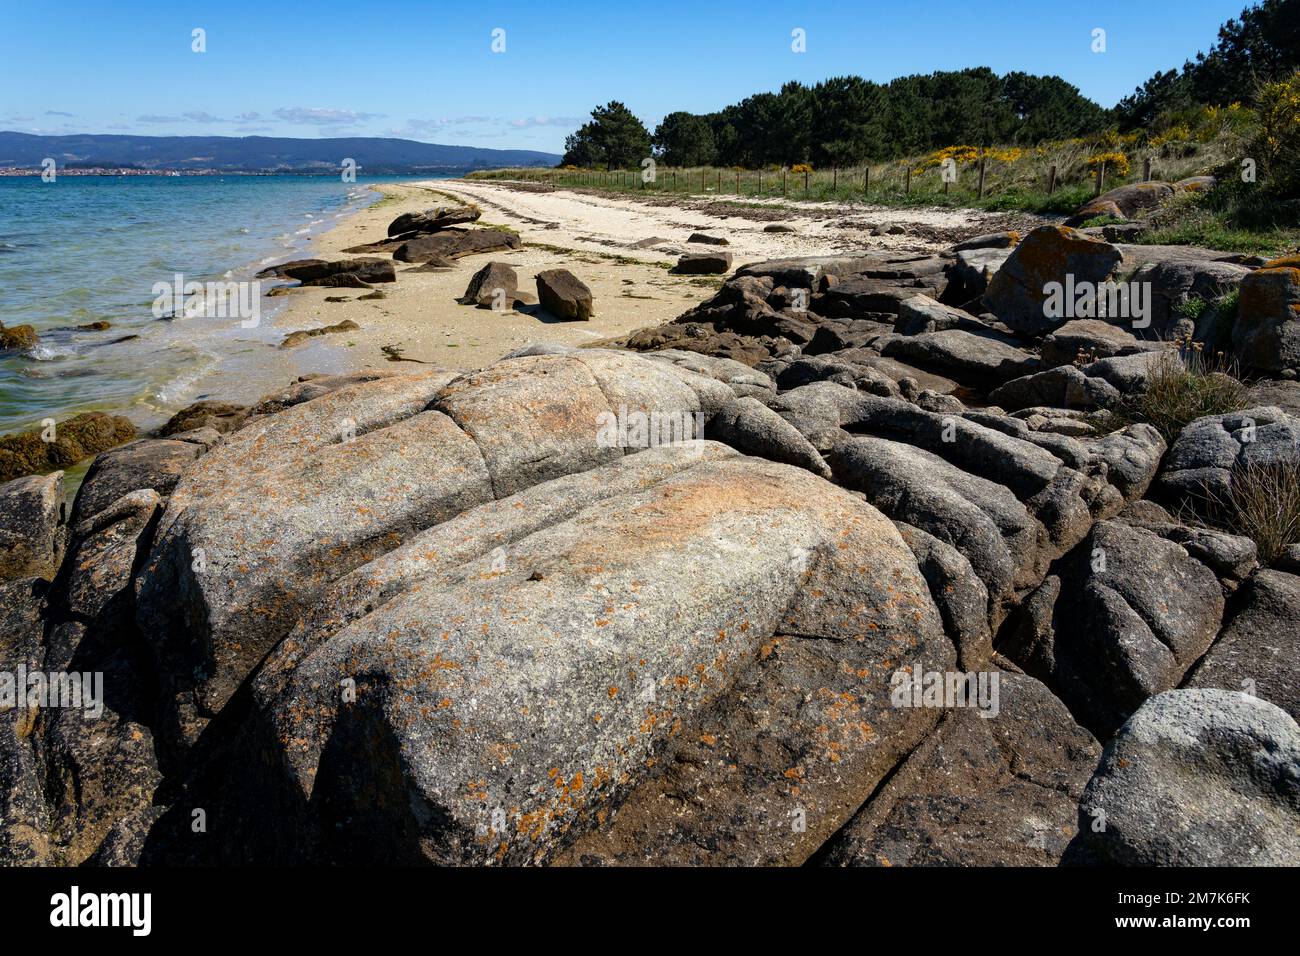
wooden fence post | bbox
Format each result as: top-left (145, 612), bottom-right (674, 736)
top-left (1143, 157), bottom-right (1152, 182)
top-left (804, 169), bottom-right (809, 197)
top-left (977, 154), bottom-right (987, 199)
top-left (1095, 162), bottom-right (1106, 196)
top-left (864, 167), bottom-right (869, 194)
top-left (905, 166), bottom-right (911, 195)
top-left (833, 168), bottom-right (838, 192)
top-left (782, 169), bottom-right (787, 197)
top-left (1047, 164), bottom-right (1057, 195)
top-left (735, 170), bottom-right (739, 194)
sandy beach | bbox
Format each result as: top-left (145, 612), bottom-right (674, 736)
top-left (196, 177), bottom-right (1037, 391)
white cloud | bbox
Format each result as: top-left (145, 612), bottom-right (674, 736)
top-left (508, 115), bottom-right (584, 128)
top-left (272, 107), bottom-right (384, 125)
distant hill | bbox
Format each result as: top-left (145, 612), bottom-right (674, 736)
top-left (0, 132), bottom-right (560, 173)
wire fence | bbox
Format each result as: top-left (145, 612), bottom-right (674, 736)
top-left (480, 156), bottom-right (1165, 209)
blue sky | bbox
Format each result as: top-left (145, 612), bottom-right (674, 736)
top-left (0, 0), bottom-right (1250, 153)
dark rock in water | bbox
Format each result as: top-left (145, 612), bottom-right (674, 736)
top-left (387, 205), bottom-right (480, 237)
top-left (0, 412), bottom-right (136, 484)
top-left (279, 319), bottom-right (361, 349)
top-left (1077, 689), bottom-right (1300, 865)
top-left (393, 228), bottom-right (521, 263)
top-left (70, 439), bottom-right (204, 528)
top-left (0, 321), bottom-right (39, 351)
top-left (820, 673), bottom-right (1100, 866)
top-left (159, 400), bottom-right (249, 437)
top-left (0, 472), bottom-right (66, 583)
top-left (763, 224), bottom-right (795, 233)
top-left (982, 226), bottom-right (1122, 335)
top-left (77, 321), bottom-right (112, 332)
top-left (687, 232), bottom-right (729, 246)
top-left (535, 268), bottom-right (593, 320)
top-left (458, 261), bottom-right (520, 308)
top-left (301, 272), bottom-right (373, 289)
top-left (1186, 570), bottom-right (1300, 721)
top-left (673, 252), bottom-right (732, 275)
top-left (279, 258), bottom-right (395, 284)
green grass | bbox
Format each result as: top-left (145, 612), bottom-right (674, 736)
top-left (1135, 188), bottom-right (1300, 257)
top-left (468, 165), bottom-right (1110, 216)
top-left (1199, 461), bottom-right (1300, 565)
top-left (1102, 346), bottom-right (1251, 444)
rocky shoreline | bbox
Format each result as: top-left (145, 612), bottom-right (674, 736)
top-left (2, 183), bottom-right (1298, 867)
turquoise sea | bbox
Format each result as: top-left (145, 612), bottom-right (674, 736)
top-left (0, 174), bottom-right (442, 436)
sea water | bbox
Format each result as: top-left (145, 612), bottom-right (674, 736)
top-left (0, 174), bottom-right (440, 435)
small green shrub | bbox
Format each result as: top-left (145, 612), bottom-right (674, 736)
top-left (1105, 344), bottom-right (1250, 443)
top-left (1199, 461), bottom-right (1300, 564)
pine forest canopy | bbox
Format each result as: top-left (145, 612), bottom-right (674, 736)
top-left (560, 0), bottom-right (1299, 170)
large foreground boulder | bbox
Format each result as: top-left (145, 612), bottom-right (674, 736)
top-left (1077, 689), bottom-right (1300, 865)
top-left (0, 413), bottom-right (136, 483)
top-left (246, 446), bottom-right (952, 865)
